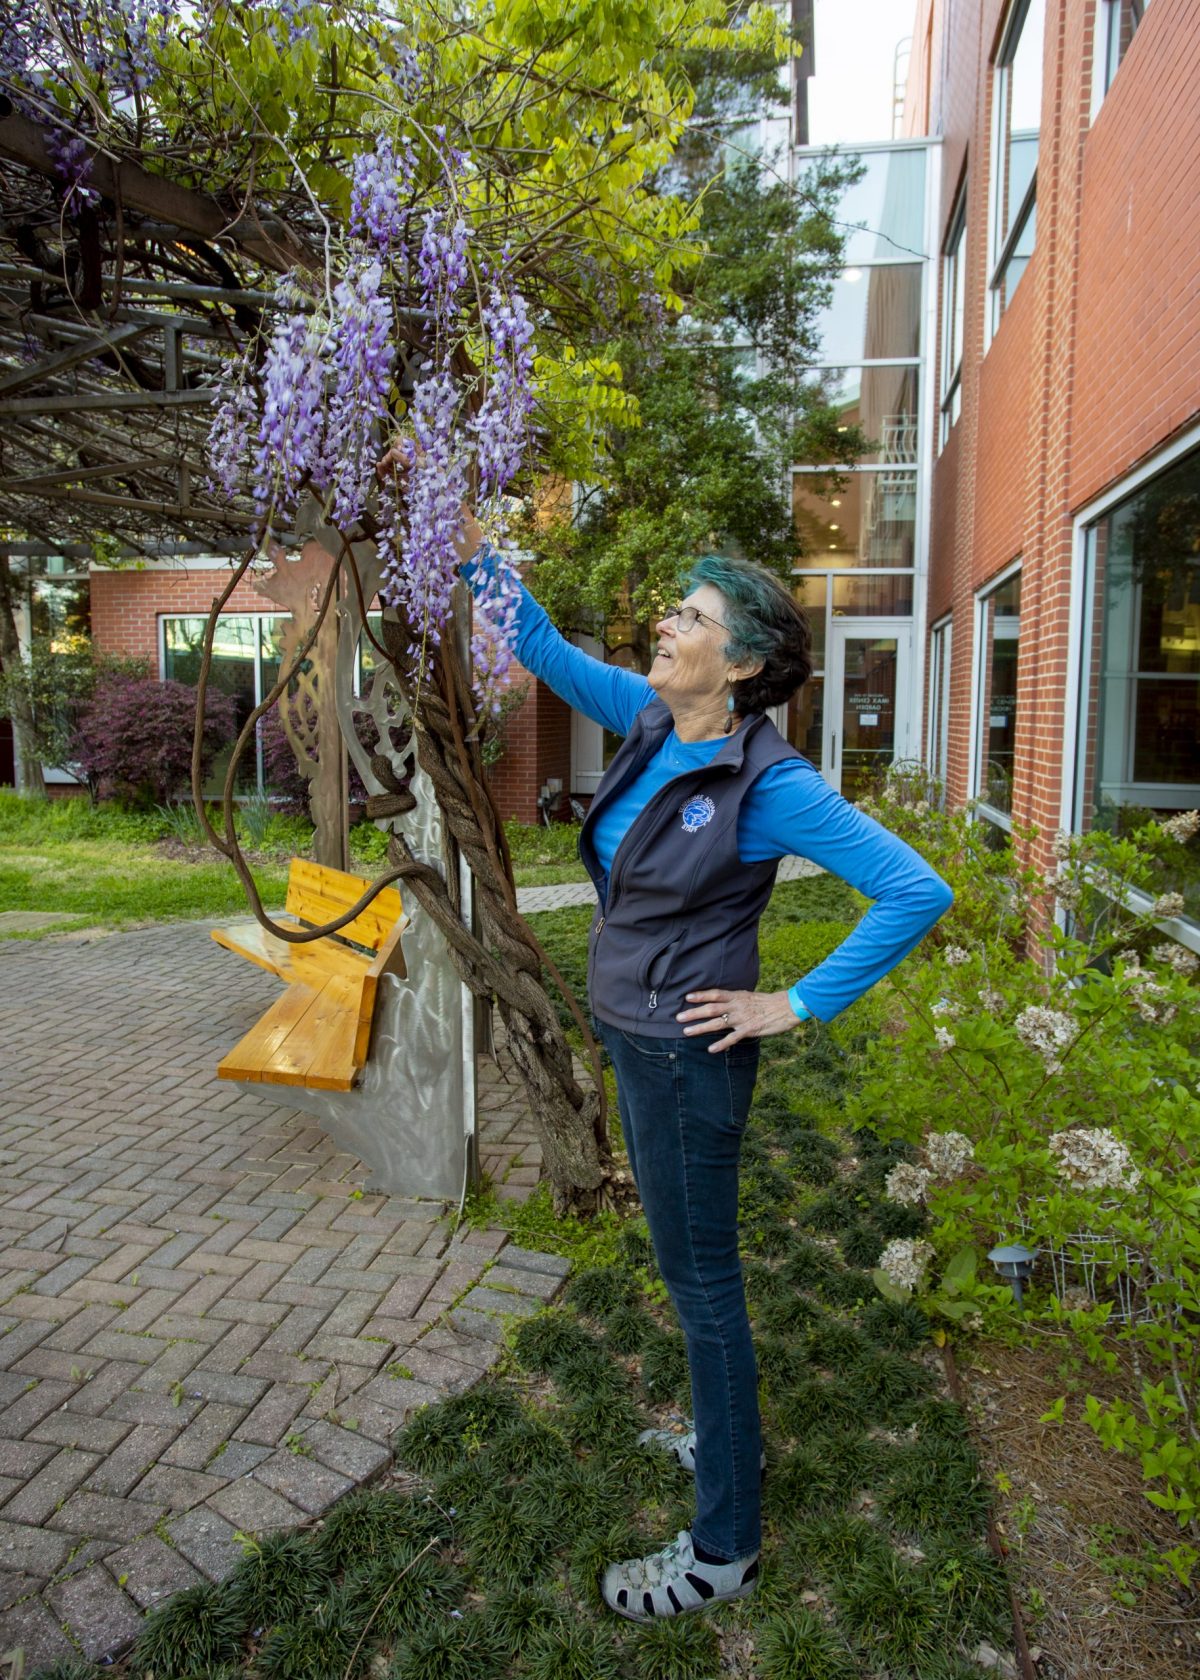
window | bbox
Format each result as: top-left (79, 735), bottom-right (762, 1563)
top-left (940, 194), bottom-right (966, 448)
top-left (928, 619), bottom-right (953, 799)
top-left (988, 0), bottom-right (1045, 335)
top-left (1099, 0), bottom-right (1151, 99)
top-left (973, 572), bottom-right (1021, 830)
top-left (1073, 443), bottom-right (1200, 925)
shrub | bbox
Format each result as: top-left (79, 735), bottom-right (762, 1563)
top-left (71, 675), bottom-right (236, 806)
top-left (857, 766), bottom-right (1200, 1572)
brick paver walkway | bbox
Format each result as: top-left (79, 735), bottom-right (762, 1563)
top-left (0, 922), bottom-right (564, 1671)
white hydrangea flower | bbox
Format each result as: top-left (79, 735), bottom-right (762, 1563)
top-left (1160, 810), bottom-right (1200, 844)
top-left (1150, 942), bottom-right (1198, 976)
top-left (931, 997), bottom-right (959, 1017)
top-left (1115, 949), bottom-right (1144, 974)
top-left (1014, 1005), bottom-right (1076, 1072)
top-left (923, 1130), bottom-right (974, 1179)
top-left (884, 1163), bottom-right (931, 1206)
top-left (978, 987), bottom-right (1005, 1015)
top-left (1153, 892), bottom-right (1186, 920)
top-left (1048, 1127), bottom-right (1141, 1193)
top-left (913, 799), bottom-right (930, 817)
top-left (934, 1025), bottom-right (956, 1051)
top-left (878, 1238), bottom-right (936, 1293)
top-left (1053, 867), bottom-right (1082, 910)
top-left (1129, 976), bottom-right (1177, 1026)
top-left (944, 946), bottom-right (969, 967)
top-left (1051, 829), bottom-right (1073, 861)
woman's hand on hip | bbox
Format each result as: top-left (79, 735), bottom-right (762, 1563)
top-left (675, 989), bottom-right (806, 1053)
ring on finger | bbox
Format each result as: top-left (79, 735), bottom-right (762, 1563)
top-left (721, 1012), bottom-right (729, 1025)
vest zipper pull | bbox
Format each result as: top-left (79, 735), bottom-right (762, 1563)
top-left (648, 990), bottom-right (658, 1012)
top-left (596, 916), bottom-right (605, 935)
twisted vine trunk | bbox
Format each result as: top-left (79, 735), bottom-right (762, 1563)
top-left (368, 608), bottom-right (618, 1216)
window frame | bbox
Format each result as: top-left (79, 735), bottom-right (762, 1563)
top-left (927, 615), bottom-right (953, 799)
top-left (939, 189), bottom-right (967, 450)
top-left (1093, 0), bottom-right (1150, 111)
top-left (969, 561), bottom-right (1022, 831)
top-left (986, 0), bottom-right (1044, 341)
top-left (1064, 422), bottom-right (1200, 822)
top-left (160, 609), bottom-right (293, 798)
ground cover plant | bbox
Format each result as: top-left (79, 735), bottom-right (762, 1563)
top-left (25, 875), bottom-right (1012, 1680)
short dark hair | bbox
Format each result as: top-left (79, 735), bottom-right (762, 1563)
top-left (687, 554), bottom-right (812, 713)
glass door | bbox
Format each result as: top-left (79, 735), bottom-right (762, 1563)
top-left (825, 621), bottom-right (912, 799)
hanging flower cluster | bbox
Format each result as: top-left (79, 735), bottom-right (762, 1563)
top-left (203, 121), bottom-right (539, 706)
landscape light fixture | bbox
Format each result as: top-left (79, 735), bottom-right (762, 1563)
top-left (987, 1243), bottom-right (1038, 1309)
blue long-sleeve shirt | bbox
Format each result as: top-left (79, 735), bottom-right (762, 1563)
top-left (467, 553), bottom-right (952, 1020)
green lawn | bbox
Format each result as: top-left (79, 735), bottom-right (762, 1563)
top-left (0, 839), bottom-right (290, 938)
top-left (0, 797), bottom-right (584, 940)
top-left (0, 791), bottom-right (292, 939)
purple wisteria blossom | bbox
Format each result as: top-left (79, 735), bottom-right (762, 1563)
top-left (46, 129), bottom-right (100, 210)
top-left (324, 259), bottom-right (394, 526)
top-left (379, 365), bottom-right (467, 670)
top-left (205, 375), bottom-right (257, 503)
top-left (253, 304), bottom-right (329, 524)
top-left (349, 135), bottom-right (416, 253)
top-left (417, 210), bottom-right (470, 318)
top-left (471, 285), bottom-right (536, 498)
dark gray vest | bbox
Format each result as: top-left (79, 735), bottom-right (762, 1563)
top-left (580, 700), bottom-right (800, 1038)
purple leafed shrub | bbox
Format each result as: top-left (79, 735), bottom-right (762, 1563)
top-left (72, 676), bottom-right (237, 807)
top-left (259, 701), bottom-right (377, 815)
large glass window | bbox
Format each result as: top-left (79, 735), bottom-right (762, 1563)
top-left (974, 573), bottom-right (1021, 828)
top-left (798, 365), bottom-right (920, 465)
top-left (989, 0), bottom-right (1045, 334)
top-left (940, 194), bottom-right (967, 448)
top-left (809, 264), bottom-right (922, 364)
top-left (164, 615), bottom-right (267, 798)
top-left (1100, 0), bottom-right (1150, 98)
top-left (834, 148), bottom-right (928, 265)
top-left (793, 472), bottom-right (916, 568)
top-left (1073, 445), bottom-right (1200, 923)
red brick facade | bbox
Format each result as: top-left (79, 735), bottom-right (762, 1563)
top-left (909, 0), bottom-right (1200, 875)
top-left (89, 564), bottom-right (269, 666)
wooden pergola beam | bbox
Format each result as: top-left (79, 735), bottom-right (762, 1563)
top-left (0, 112), bottom-right (315, 276)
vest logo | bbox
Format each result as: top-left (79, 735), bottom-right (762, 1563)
top-left (679, 794), bottom-right (716, 833)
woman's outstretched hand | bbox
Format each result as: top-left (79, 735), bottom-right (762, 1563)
top-left (375, 438), bottom-right (483, 563)
top-left (676, 989), bottom-right (807, 1053)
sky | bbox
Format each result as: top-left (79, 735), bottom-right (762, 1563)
top-left (806, 0), bottom-right (918, 147)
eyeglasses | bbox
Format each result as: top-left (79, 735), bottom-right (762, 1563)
top-left (662, 604), bottom-right (730, 634)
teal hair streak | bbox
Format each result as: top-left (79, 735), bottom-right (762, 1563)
top-left (687, 553), bottom-right (797, 669)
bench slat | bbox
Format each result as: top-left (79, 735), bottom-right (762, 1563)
top-left (285, 859), bottom-right (402, 951)
top-left (214, 857), bottom-right (406, 1092)
top-left (217, 974), bottom-right (361, 1091)
top-left (212, 919), bottom-right (371, 987)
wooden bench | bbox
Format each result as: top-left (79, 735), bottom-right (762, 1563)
top-left (212, 859), bottom-right (406, 1092)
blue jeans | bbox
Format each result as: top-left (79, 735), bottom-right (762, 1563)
top-left (597, 1022), bottom-right (762, 1561)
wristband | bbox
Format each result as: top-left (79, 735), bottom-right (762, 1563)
top-left (787, 983), bottom-right (811, 1022)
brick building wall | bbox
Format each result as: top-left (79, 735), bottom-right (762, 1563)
top-left (89, 564), bottom-right (269, 667)
top-left (912, 0), bottom-right (1200, 869)
top-left (485, 655), bottom-right (574, 826)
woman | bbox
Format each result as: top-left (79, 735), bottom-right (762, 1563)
top-left (455, 511), bottom-right (953, 1623)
